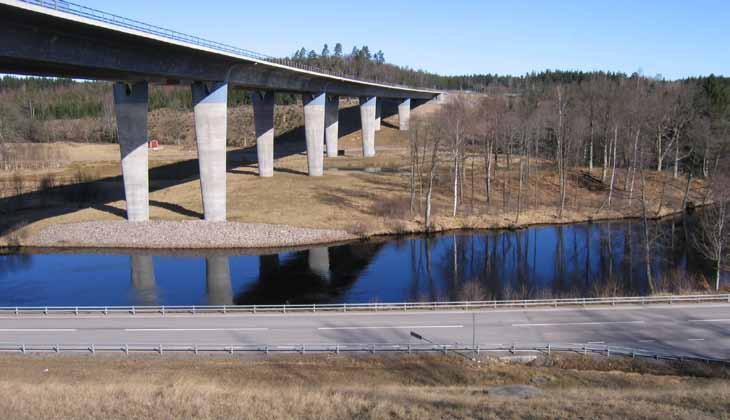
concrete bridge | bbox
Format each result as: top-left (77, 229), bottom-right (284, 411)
top-left (0, 0), bottom-right (441, 222)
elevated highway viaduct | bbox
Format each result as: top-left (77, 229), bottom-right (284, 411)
top-left (0, 0), bottom-right (442, 222)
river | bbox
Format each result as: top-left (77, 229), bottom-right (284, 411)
top-left (0, 217), bottom-right (726, 307)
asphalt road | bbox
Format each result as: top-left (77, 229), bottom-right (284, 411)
top-left (0, 303), bottom-right (729, 359)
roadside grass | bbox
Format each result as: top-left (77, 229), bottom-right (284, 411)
top-left (0, 354), bottom-right (727, 419)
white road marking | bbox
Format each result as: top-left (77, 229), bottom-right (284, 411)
top-left (124, 328), bottom-right (268, 332)
top-left (0, 328), bottom-right (77, 332)
top-left (689, 319), bottom-right (730, 323)
top-left (512, 321), bottom-right (645, 327)
top-left (688, 338), bottom-right (705, 341)
top-left (587, 341), bottom-right (605, 344)
top-left (317, 325), bottom-right (464, 331)
top-left (639, 339), bottom-right (656, 343)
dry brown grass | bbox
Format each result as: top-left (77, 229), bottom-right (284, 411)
top-left (0, 354), bottom-right (727, 419)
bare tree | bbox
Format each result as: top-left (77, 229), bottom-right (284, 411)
top-left (694, 179), bottom-right (729, 290)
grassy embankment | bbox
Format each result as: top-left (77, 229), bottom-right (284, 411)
top-left (0, 101), bottom-right (707, 248)
top-left (0, 354), bottom-right (727, 419)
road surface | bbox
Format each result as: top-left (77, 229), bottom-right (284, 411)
top-left (0, 303), bottom-right (728, 359)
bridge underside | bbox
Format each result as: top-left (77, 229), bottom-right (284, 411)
top-left (0, 4), bottom-right (435, 100)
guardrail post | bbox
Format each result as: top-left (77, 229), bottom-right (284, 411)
top-left (194, 345), bottom-right (199, 355)
top-left (583, 346), bottom-right (587, 356)
top-left (253, 305), bottom-right (256, 314)
top-left (54, 344), bottom-right (59, 353)
top-left (161, 306), bottom-right (165, 316)
top-left (21, 344), bottom-right (25, 354)
top-left (606, 347), bottom-right (610, 358)
top-left (547, 343), bottom-right (551, 356)
top-left (371, 345), bottom-right (375, 354)
top-left (283, 306), bottom-right (287, 314)
top-left (336, 345), bottom-right (340, 355)
top-left (44, 307), bottom-right (48, 316)
top-left (403, 303), bottom-right (407, 312)
top-left (265, 345), bottom-right (269, 355)
top-left (343, 304), bottom-right (347, 313)
top-left (124, 344), bottom-right (129, 355)
top-left (14, 307), bottom-right (18, 316)
top-left (192, 306), bottom-right (196, 315)
top-left (313, 304), bottom-right (316, 313)
top-left (669, 296), bottom-right (673, 305)
top-left (104, 306), bottom-right (108, 316)
top-left (442, 345), bottom-right (447, 355)
top-left (408, 344), bottom-right (411, 354)
top-left (90, 344), bottom-right (95, 355)
top-left (131, 306), bottom-right (136, 315)
top-left (229, 346), bottom-right (234, 355)
top-left (554, 300), bottom-right (557, 308)
top-left (301, 345), bottom-right (305, 355)
top-left (158, 344), bottom-right (163, 355)
top-left (75, 307), bottom-right (79, 316)
top-left (223, 305), bottom-right (227, 314)
top-left (476, 345), bottom-right (480, 355)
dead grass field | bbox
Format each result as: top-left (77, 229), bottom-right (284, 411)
top-left (0, 354), bottom-right (727, 419)
top-left (0, 102), bottom-right (708, 248)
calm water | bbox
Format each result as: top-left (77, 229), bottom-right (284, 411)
top-left (0, 218), bottom-right (726, 307)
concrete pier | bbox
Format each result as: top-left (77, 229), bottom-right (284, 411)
top-left (359, 96), bottom-right (377, 157)
top-left (375, 97), bottom-right (382, 131)
top-left (398, 98), bottom-right (411, 131)
top-left (192, 81), bottom-right (228, 221)
top-left (113, 82), bottom-right (149, 222)
top-left (130, 255), bottom-right (156, 305)
top-left (251, 90), bottom-right (275, 177)
top-left (324, 95), bottom-right (340, 157)
top-left (308, 247), bottom-right (330, 281)
top-left (206, 256), bottom-right (233, 305)
top-left (302, 93), bottom-right (326, 176)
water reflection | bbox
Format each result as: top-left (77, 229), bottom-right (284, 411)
top-left (0, 217), bottom-right (727, 307)
top-left (130, 255), bottom-right (156, 305)
top-left (206, 256), bottom-right (232, 305)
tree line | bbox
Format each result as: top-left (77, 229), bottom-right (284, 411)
top-left (408, 74), bottom-right (729, 289)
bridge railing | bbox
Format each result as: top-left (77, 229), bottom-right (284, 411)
top-left (0, 294), bottom-right (728, 317)
top-left (0, 341), bottom-right (726, 365)
top-left (18, 0), bottom-right (425, 91)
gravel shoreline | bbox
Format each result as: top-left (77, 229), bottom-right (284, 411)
top-left (28, 221), bottom-right (356, 249)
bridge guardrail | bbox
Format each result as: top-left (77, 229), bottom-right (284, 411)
top-left (0, 341), bottom-right (726, 365)
top-left (0, 294), bottom-right (728, 317)
top-left (18, 0), bottom-right (430, 91)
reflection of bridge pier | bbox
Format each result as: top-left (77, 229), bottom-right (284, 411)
top-left (130, 255), bottom-right (156, 305)
top-left (206, 256), bottom-right (232, 305)
top-left (308, 247), bottom-right (330, 281)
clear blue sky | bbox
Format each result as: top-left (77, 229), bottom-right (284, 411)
top-left (82, 0), bottom-right (729, 80)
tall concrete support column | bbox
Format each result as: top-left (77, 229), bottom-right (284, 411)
top-left (130, 255), bottom-right (156, 305)
top-left (192, 81), bottom-right (228, 221)
top-left (398, 98), bottom-right (411, 131)
top-left (113, 82), bottom-right (149, 222)
top-left (308, 247), bottom-right (330, 281)
top-left (324, 95), bottom-right (340, 157)
top-left (375, 98), bottom-right (382, 131)
top-left (251, 90), bottom-right (275, 177)
top-left (206, 256), bottom-right (233, 305)
top-left (302, 93), bottom-right (326, 176)
top-left (359, 96), bottom-right (377, 157)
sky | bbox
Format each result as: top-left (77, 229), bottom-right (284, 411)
top-left (80, 0), bottom-right (729, 80)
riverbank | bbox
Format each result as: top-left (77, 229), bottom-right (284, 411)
top-left (0, 103), bottom-right (707, 250)
top-left (0, 354), bottom-right (726, 419)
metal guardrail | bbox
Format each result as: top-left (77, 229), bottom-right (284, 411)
top-left (18, 0), bottom-right (428, 91)
top-left (0, 294), bottom-right (727, 317)
top-left (0, 342), bottom-right (726, 365)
